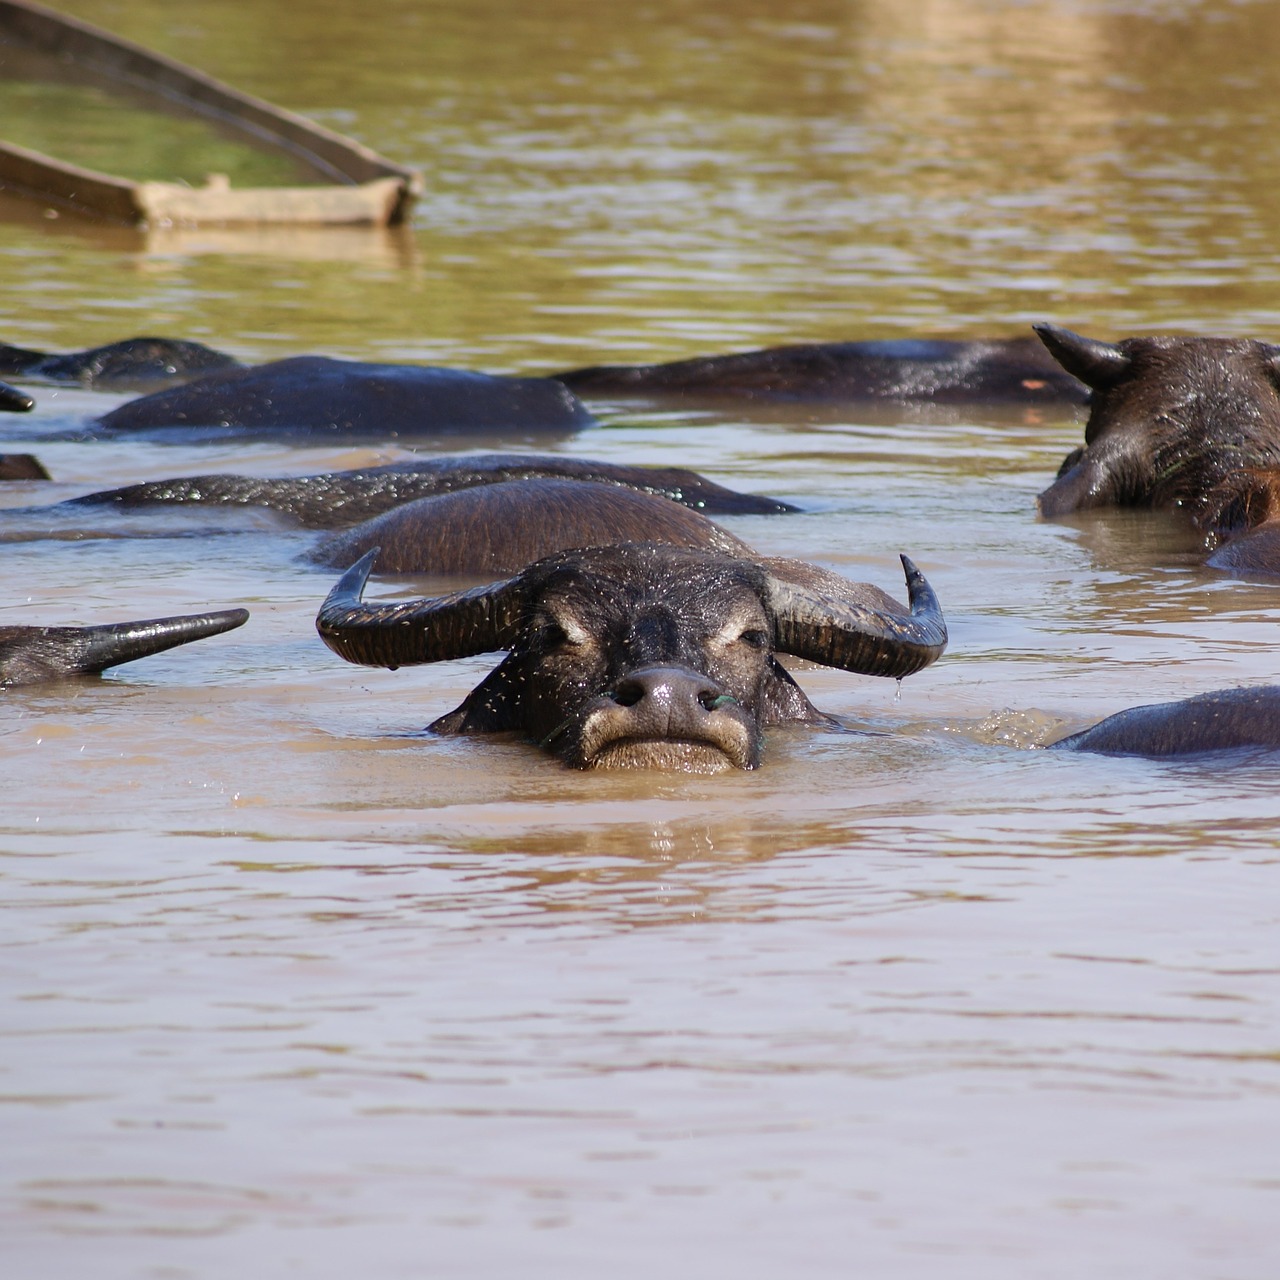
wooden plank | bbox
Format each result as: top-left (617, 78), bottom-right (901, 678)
top-left (0, 0), bottom-right (421, 226)
top-left (135, 175), bottom-right (411, 227)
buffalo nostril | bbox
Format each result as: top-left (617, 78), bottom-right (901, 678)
top-left (612, 679), bottom-right (645, 708)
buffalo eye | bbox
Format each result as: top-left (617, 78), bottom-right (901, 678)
top-left (707, 609), bottom-right (772, 655)
top-left (536, 608), bottom-right (593, 650)
top-left (536, 620), bottom-right (570, 647)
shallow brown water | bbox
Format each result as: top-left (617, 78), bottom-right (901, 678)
top-left (2, 2), bottom-right (1280, 1277)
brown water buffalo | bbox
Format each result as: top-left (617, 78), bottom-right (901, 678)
top-left (306, 479), bottom-right (758, 574)
top-left (87, 356), bottom-right (595, 442)
top-left (65, 453), bottom-right (797, 528)
top-left (0, 608), bottom-right (248, 686)
top-left (316, 544), bottom-right (947, 772)
top-left (556, 336), bottom-right (1088, 408)
top-left (1050, 685), bottom-right (1280, 756)
top-left (0, 337), bottom-right (241, 392)
top-left (1035, 324), bottom-right (1280, 572)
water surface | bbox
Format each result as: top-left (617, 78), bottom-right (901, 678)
top-left (2, 2), bottom-right (1279, 1277)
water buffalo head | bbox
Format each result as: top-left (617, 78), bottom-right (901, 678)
top-left (316, 543), bottom-right (947, 772)
top-left (1035, 324), bottom-right (1280, 538)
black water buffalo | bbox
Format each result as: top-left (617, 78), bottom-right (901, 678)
top-left (556, 336), bottom-right (1088, 408)
top-left (316, 544), bottom-right (947, 772)
top-left (1050, 685), bottom-right (1280, 756)
top-left (1035, 324), bottom-right (1280, 572)
top-left (0, 337), bottom-right (241, 392)
top-left (1, 381), bottom-right (34, 412)
top-left (64, 453), bottom-right (797, 529)
top-left (0, 608), bottom-right (248, 686)
top-left (86, 357), bottom-right (595, 442)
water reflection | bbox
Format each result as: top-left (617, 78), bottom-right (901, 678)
top-left (141, 223), bottom-right (420, 267)
top-left (2, 0), bottom-right (1278, 358)
top-left (0, 190), bottom-right (421, 271)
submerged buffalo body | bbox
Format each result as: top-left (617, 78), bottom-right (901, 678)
top-left (1051, 685), bottom-right (1280, 756)
top-left (4, 332), bottom-right (1087, 408)
top-left (557, 336), bottom-right (1088, 407)
top-left (0, 608), bottom-right (248, 686)
top-left (1035, 324), bottom-right (1280, 571)
top-left (0, 453), bottom-right (50, 480)
top-left (306, 479), bottom-right (759, 574)
top-left (90, 356), bottom-right (595, 441)
top-left (43, 455), bottom-right (797, 575)
top-left (0, 337), bottom-right (241, 392)
top-left (65, 453), bottom-right (797, 529)
top-left (317, 544), bottom-right (947, 772)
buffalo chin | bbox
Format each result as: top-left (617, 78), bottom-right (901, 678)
top-left (583, 737), bottom-right (753, 773)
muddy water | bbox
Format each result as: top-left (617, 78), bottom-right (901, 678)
top-left (2, 1), bottom-right (1279, 1276)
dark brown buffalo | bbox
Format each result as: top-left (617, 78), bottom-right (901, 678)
top-left (0, 337), bottom-right (241, 392)
top-left (306, 479), bottom-right (757, 574)
top-left (0, 608), bottom-right (248, 686)
top-left (556, 337), bottom-right (1087, 407)
top-left (316, 544), bottom-right (947, 772)
top-left (65, 453), bottom-right (797, 528)
top-left (88, 356), bottom-right (595, 442)
top-left (1051, 685), bottom-right (1280, 756)
top-left (1035, 324), bottom-right (1280, 571)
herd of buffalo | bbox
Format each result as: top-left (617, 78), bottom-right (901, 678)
top-left (4, 321), bottom-right (1280, 771)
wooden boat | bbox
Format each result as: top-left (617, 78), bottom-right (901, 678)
top-left (0, 0), bottom-right (421, 226)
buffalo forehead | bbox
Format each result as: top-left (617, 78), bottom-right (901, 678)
top-left (534, 559), bottom-right (765, 637)
top-left (1116, 337), bottom-right (1278, 389)
top-left (1093, 339), bottom-right (1280, 439)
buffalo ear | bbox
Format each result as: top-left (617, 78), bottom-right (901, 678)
top-left (1260, 344), bottom-right (1280, 389)
top-left (1033, 323), bottom-right (1130, 389)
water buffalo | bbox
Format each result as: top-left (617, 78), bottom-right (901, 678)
top-left (0, 608), bottom-right (248, 686)
top-left (316, 544), bottom-right (947, 772)
top-left (1050, 685), bottom-right (1280, 756)
top-left (0, 337), bottom-right (241, 392)
top-left (1, 381), bottom-right (34, 412)
top-left (64, 453), bottom-right (797, 529)
top-left (1035, 324), bottom-right (1280, 571)
top-left (556, 336), bottom-right (1088, 408)
top-left (87, 356), bottom-right (595, 442)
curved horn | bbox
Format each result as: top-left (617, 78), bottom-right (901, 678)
top-left (765, 554), bottom-right (947, 679)
top-left (0, 607), bottom-right (249, 684)
top-left (1032, 323), bottom-right (1130, 389)
top-left (316, 548), bottom-right (528, 669)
